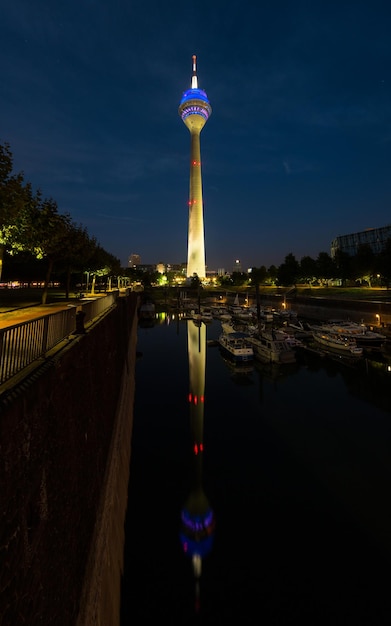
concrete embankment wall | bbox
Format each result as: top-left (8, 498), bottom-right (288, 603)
top-left (0, 293), bottom-right (139, 626)
top-left (261, 294), bottom-right (391, 328)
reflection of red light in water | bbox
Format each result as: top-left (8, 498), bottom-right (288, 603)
top-left (193, 443), bottom-right (204, 455)
top-left (188, 393), bottom-right (205, 405)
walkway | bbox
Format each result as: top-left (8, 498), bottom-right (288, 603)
top-left (0, 302), bottom-right (77, 329)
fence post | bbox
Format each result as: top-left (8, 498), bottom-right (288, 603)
top-left (42, 317), bottom-right (49, 353)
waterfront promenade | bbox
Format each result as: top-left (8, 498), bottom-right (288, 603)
top-left (0, 289), bottom-right (121, 329)
top-left (0, 289), bottom-right (122, 390)
top-left (0, 288), bottom-right (79, 326)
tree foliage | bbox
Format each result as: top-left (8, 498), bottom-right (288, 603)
top-left (0, 141), bottom-right (121, 302)
top-left (0, 143), bottom-right (30, 278)
top-left (277, 253), bottom-right (300, 286)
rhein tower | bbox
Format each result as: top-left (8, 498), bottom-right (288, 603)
top-left (178, 56), bottom-right (212, 280)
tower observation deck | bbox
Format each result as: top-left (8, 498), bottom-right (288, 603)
top-left (178, 55), bottom-right (212, 280)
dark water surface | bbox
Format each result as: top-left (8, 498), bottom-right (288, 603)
top-left (120, 315), bottom-right (391, 625)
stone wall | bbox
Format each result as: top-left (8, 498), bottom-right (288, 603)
top-left (261, 294), bottom-right (391, 327)
top-left (0, 293), bottom-right (139, 626)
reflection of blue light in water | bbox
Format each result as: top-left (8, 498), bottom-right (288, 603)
top-left (181, 508), bottom-right (215, 533)
top-left (180, 505), bottom-right (215, 558)
top-left (180, 533), bottom-right (214, 559)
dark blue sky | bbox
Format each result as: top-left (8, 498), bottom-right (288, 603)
top-left (1, 0), bottom-right (390, 271)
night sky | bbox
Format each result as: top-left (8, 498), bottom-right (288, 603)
top-left (1, 0), bottom-right (390, 271)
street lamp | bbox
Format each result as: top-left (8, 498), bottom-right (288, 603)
top-left (375, 314), bottom-right (380, 326)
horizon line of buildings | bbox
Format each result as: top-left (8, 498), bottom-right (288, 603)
top-left (127, 254), bottom-right (244, 276)
top-left (128, 224), bottom-right (391, 275)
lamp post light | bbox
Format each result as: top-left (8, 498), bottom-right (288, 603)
top-left (375, 314), bottom-right (380, 326)
top-left (84, 271), bottom-right (90, 294)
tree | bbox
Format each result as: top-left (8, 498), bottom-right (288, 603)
top-left (230, 271), bottom-right (248, 286)
top-left (0, 143), bottom-right (29, 279)
top-left (333, 249), bottom-right (352, 286)
top-left (376, 238), bottom-right (391, 288)
top-left (267, 265), bottom-right (278, 284)
top-left (277, 253), bottom-right (300, 286)
top-left (84, 242), bottom-right (121, 294)
top-left (352, 244), bottom-right (375, 285)
top-left (299, 256), bottom-right (317, 283)
top-left (0, 141), bottom-right (122, 298)
top-left (189, 275), bottom-right (201, 290)
top-left (13, 194), bottom-right (74, 303)
top-left (57, 223), bottom-right (96, 298)
top-left (316, 252), bottom-right (335, 282)
top-left (2, 250), bottom-right (46, 284)
top-left (217, 274), bottom-right (233, 287)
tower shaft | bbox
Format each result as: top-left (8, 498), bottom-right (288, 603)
top-left (187, 132), bottom-right (205, 279)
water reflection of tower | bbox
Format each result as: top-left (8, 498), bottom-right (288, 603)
top-left (178, 55), bottom-right (212, 280)
top-left (180, 321), bottom-right (215, 614)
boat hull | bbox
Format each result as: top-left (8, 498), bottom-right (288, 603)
top-left (218, 332), bottom-right (254, 363)
top-left (312, 333), bottom-right (363, 357)
top-left (248, 332), bottom-right (296, 364)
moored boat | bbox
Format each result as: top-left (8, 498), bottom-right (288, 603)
top-left (309, 320), bottom-right (385, 351)
top-left (311, 331), bottom-right (363, 358)
top-left (221, 320), bottom-right (235, 334)
top-left (259, 307), bottom-right (274, 322)
top-left (138, 300), bottom-right (155, 319)
top-left (247, 329), bottom-right (297, 364)
top-left (200, 306), bottom-right (214, 323)
top-left (218, 332), bottom-right (254, 363)
top-left (273, 307), bottom-right (298, 321)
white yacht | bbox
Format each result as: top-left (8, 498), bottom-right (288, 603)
top-left (309, 320), bottom-right (385, 351)
top-left (247, 329), bottom-right (296, 364)
top-left (218, 332), bottom-right (254, 363)
top-left (311, 330), bottom-right (363, 358)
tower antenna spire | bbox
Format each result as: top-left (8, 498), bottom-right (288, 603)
top-left (191, 54), bottom-right (198, 89)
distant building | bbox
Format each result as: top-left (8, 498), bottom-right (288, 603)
top-left (137, 264), bottom-right (156, 273)
top-left (128, 253), bottom-right (141, 268)
top-left (233, 259), bottom-right (242, 273)
top-left (173, 263), bottom-right (187, 274)
top-left (331, 225), bottom-right (391, 258)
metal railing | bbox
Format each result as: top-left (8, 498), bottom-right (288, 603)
top-left (0, 293), bottom-right (119, 386)
top-left (79, 292), bottom-right (118, 324)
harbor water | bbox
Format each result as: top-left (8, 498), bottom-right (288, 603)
top-left (120, 314), bottom-right (391, 625)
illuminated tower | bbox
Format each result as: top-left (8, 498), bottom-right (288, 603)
top-left (178, 55), bottom-right (212, 280)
